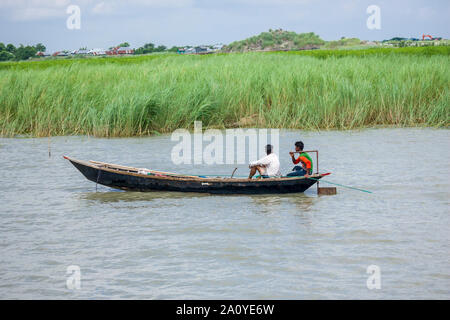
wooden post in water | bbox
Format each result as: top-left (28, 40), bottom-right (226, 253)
top-left (318, 187), bottom-right (337, 195)
top-left (48, 132), bottom-right (51, 158)
top-left (296, 150), bottom-right (337, 196)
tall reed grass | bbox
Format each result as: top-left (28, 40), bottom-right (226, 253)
top-left (0, 49), bottom-right (448, 137)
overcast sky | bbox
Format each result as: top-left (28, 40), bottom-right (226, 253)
top-left (0, 0), bottom-right (448, 52)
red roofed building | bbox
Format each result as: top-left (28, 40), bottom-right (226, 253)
top-left (106, 47), bottom-right (134, 55)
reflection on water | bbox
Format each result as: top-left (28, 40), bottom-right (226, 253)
top-left (0, 128), bottom-right (449, 299)
top-left (81, 189), bottom-right (318, 215)
top-left (81, 190), bottom-right (211, 203)
top-left (250, 193), bottom-right (316, 214)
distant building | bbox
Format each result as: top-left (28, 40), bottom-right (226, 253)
top-left (88, 48), bottom-right (107, 55)
top-left (52, 51), bottom-right (68, 57)
top-left (194, 46), bottom-right (208, 54)
top-left (212, 44), bottom-right (224, 51)
top-left (106, 47), bottom-right (134, 55)
top-left (117, 47), bottom-right (134, 54)
top-left (178, 46), bottom-right (217, 54)
top-left (36, 51), bottom-right (50, 57)
top-left (71, 49), bottom-right (89, 55)
top-left (183, 47), bottom-right (196, 54)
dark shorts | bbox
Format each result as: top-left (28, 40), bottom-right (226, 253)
top-left (286, 166), bottom-right (309, 177)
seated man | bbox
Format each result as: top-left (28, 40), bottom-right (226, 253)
top-left (287, 141), bottom-right (313, 177)
top-left (248, 144), bottom-right (281, 179)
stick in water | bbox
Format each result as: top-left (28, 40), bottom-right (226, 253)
top-left (48, 135), bottom-right (51, 158)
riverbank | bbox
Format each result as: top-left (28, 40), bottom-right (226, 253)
top-left (0, 47), bottom-right (448, 137)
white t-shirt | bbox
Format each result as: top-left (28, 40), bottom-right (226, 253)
top-left (249, 153), bottom-right (281, 177)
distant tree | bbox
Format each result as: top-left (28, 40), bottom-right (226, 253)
top-left (14, 45), bottom-right (37, 60)
top-left (0, 43), bottom-right (5, 52)
top-left (118, 42), bottom-right (130, 48)
top-left (134, 43), bottom-right (156, 55)
top-left (6, 43), bottom-right (16, 53)
top-left (168, 46), bottom-right (179, 52)
top-left (0, 51), bottom-right (14, 61)
top-left (79, 47), bottom-right (87, 50)
top-left (155, 45), bottom-right (167, 52)
top-left (143, 43), bottom-right (155, 50)
top-left (35, 43), bottom-right (46, 52)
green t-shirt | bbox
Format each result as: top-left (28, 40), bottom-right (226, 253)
top-left (299, 152), bottom-right (313, 174)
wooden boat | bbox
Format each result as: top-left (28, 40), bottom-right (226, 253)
top-left (64, 156), bottom-right (329, 194)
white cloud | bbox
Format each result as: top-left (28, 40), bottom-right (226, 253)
top-left (0, 0), bottom-right (70, 8)
top-left (90, 0), bottom-right (194, 15)
top-left (30, 0), bottom-right (70, 6)
top-left (0, 0), bottom-right (71, 21)
top-left (91, 1), bottom-right (115, 15)
top-left (11, 7), bottom-right (66, 20)
top-left (126, 0), bottom-right (194, 7)
top-left (0, 0), bottom-right (196, 20)
top-left (224, 0), bottom-right (311, 5)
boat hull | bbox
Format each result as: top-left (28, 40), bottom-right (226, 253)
top-left (67, 157), bottom-right (322, 194)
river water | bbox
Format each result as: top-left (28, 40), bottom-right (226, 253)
top-left (0, 128), bottom-right (449, 299)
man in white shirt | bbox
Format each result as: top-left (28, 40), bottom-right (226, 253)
top-left (248, 144), bottom-right (282, 179)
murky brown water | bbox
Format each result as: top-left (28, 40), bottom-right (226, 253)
top-left (0, 128), bottom-right (449, 299)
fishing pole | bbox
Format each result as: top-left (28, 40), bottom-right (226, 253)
top-left (307, 177), bottom-right (373, 194)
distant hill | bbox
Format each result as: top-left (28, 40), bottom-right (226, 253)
top-left (222, 29), bottom-right (326, 52)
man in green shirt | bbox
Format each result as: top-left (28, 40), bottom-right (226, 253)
top-left (287, 141), bottom-right (313, 177)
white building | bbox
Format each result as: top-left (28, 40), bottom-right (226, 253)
top-left (88, 48), bottom-right (107, 56)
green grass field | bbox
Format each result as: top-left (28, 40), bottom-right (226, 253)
top-left (0, 47), bottom-right (449, 137)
